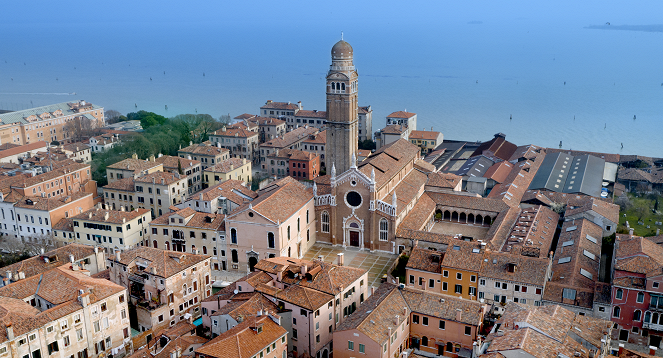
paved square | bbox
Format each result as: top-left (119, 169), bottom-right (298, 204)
top-left (302, 243), bottom-right (398, 289)
top-left (430, 221), bottom-right (490, 240)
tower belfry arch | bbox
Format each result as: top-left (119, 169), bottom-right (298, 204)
top-left (326, 37), bottom-right (359, 175)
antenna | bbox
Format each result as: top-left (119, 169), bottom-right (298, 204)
top-left (341, 31), bottom-right (343, 40)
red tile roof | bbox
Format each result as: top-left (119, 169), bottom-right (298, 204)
top-left (387, 111), bottom-right (416, 118)
top-left (108, 247), bottom-right (209, 278)
top-left (194, 315), bottom-right (286, 358)
top-left (409, 130), bottom-right (441, 141)
top-left (229, 177), bottom-right (313, 224)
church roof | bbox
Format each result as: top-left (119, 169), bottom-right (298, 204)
top-left (358, 139), bottom-right (420, 190)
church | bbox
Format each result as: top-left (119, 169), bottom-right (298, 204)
top-left (314, 39), bottom-right (434, 253)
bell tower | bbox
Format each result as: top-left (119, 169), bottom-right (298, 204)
top-left (326, 38), bottom-right (359, 174)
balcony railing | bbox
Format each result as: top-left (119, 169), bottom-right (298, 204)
top-left (644, 322), bottom-right (663, 331)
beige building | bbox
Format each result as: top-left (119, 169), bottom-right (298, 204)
top-left (224, 177), bottom-right (315, 272)
top-left (374, 124), bottom-right (408, 150)
top-left (0, 141), bottom-right (49, 163)
top-left (106, 155), bottom-right (164, 184)
top-left (57, 206), bottom-right (152, 251)
top-left (0, 100), bottom-right (104, 145)
top-left (302, 131), bottom-right (327, 170)
top-left (358, 105), bottom-right (373, 142)
top-left (176, 179), bottom-right (257, 215)
top-left (295, 109), bottom-right (327, 129)
top-left (208, 127), bottom-right (259, 162)
top-left (59, 142), bottom-right (92, 163)
top-left (155, 154), bottom-right (203, 194)
top-left (259, 126), bottom-right (319, 168)
top-left (254, 116), bottom-right (286, 142)
top-left (107, 247), bottom-right (212, 333)
top-left (260, 100), bottom-right (301, 130)
top-left (386, 111), bottom-right (417, 135)
top-left (0, 264), bottom-right (131, 358)
top-left (103, 171), bottom-right (189, 218)
top-left (203, 158), bottom-right (251, 187)
top-left (409, 129), bottom-right (443, 154)
top-left (178, 143), bottom-right (231, 170)
top-left (149, 207), bottom-right (225, 273)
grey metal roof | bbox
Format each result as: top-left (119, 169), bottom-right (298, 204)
top-left (456, 155), bottom-right (495, 177)
top-left (529, 152), bottom-right (605, 197)
top-left (0, 101), bottom-right (102, 125)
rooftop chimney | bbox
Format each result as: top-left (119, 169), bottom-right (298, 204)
top-left (4, 271), bottom-right (11, 281)
top-left (69, 254), bottom-right (75, 263)
top-left (40, 247), bottom-right (44, 255)
top-left (18, 271), bottom-right (25, 280)
top-left (115, 250), bottom-right (121, 261)
top-left (650, 347), bottom-right (658, 356)
top-left (337, 253), bottom-right (344, 266)
top-left (300, 264), bottom-right (308, 275)
top-left (5, 323), bottom-right (13, 340)
top-left (456, 308), bottom-right (462, 322)
top-left (629, 228), bottom-right (634, 236)
top-left (318, 255), bottom-right (323, 261)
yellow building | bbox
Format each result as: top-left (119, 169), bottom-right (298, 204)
top-left (409, 130), bottom-right (443, 155)
top-left (203, 157), bottom-right (251, 187)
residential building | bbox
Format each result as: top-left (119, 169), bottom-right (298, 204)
top-left (11, 161), bottom-right (96, 199)
top-left (259, 126), bottom-right (319, 167)
top-left (265, 149), bottom-right (320, 181)
top-left (0, 100), bottom-right (104, 145)
top-left (208, 128), bottom-right (258, 162)
top-left (203, 158), bottom-right (251, 187)
top-left (0, 243), bottom-right (105, 286)
top-left (386, 111), bottom-right (417, 135)
top-left (481, 302), bottom-right (613, 358)
top-left (0, 141), bottom-right (49, 163)
top-left (253, 256), bottom-right (368, 358)
top-left (88, 133), bottom-right (120, 152)
top-left (176, 180), bottom-right (257, 216)
top-left (254, 116), bottom-right (286, 142)
top-left (260, 100), bottom-right (301, 130)
top-left (0, 264), bottom-right (131, 358)
top-left (58, 142), bottom-right (92, 163)
top-left (201, 272), bottom-right (279, 336)
top-left (405, 242), bottom-right (485, 301)
top-left (302, 131), bottom-right (326, 170)
top-left (232, 113), bottom-right (257, 126)
top-left (107, 247), bottom-right (212, 332)
top-left (334, 283), bottom-right (487, 358)
top-left (149, 207), bottom-right (225, 273)
top-left (154, 154), bottom-right (203, 194)
top-left (409, 129), bottom-right (443, 155)
top-left (60, 206), bottom-right (152, 250)
top-left (295, 110), bottom-right (326, 130)
top-left (14, 192), bottom-right (95, 241)
top-left (127, 321), bottom-right (207, 358)
top-left (178, 143), bottom-right (231, 170)
top-left (106, 155), bottom-right (164, 184)
top-left (611, 234), bottom-right (663, 348)
top-left (374, 124), bottom-right (408, 150)
top-left (478, 251), bottom-right (552, 310)
top-left (194, 315), bottom-right (287, 358)
top-left (224, 177), bottom-right (315, 272)
top-left (358, 105), bottom-right (373, 142)
top-left (542, 219), bottom-right (604, 316)
top-left (103, 171), bottom-right (189, 218)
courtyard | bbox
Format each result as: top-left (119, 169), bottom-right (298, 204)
top-left (430, 220), bottom-right (490, 240)
top-left (302, 243), bottom-right (398, 289)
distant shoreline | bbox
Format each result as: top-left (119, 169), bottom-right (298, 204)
top-left (585, 24), bottom-right (663, 33)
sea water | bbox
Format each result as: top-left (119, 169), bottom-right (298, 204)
top-left (0, 1), bottom-right (661, 156)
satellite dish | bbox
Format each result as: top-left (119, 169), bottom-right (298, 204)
top-left (233, 289), bottom-right (238, 295)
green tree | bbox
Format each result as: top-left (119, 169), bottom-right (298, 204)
top-left (127, 110), bottom-right (167, 129)
top-left (634, 200), bottom-right (651, 221)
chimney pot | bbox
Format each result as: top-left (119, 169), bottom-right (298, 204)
top-left (337, 253), bottom-right (344, 266)
top-left (115, 250), bottom-right (121, 261)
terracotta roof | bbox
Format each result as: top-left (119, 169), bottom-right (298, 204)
top-left (260, 101), bottom-right (299, 110)
top-left (295, 110), bottom-right (326, 119)
top-left (179, 144), bottom-right (231, 156)
top-left (212, 127), bottom-right (258, 139)
top-left (203, 272), bottom-right (272, 303)
top-left (357, 149), bottom-right (371, 158)
top-left (413, 159), bottom-right (436, 173)
top-left (74, 207), bottom-right (149, 225)
top-left (108, 247), bottom-right (209, 278)
top-left (480, 252), bottom-right (551, 286)
top-left (565, 196), bottom-right (619, 224)
top-left (0, 141), bottom-right (48, 160)
top-left (387, 111), bottom-right (416, 118)
top-left (255, 283), bottom-right (333, 311)
top-left (302, 130), bottom-right (326, 145)
top-left (13, 192), bottom-right (92, 211)
top-left (229, 177), bottom-right (312, 224)
top-left (255, 256), bottom-right (366, 296)
top-left (408, 243), bottom-right (485, 273)
top-left (427, 192), bottom-right (508, 213)
top-left (358, 139), bottom-right (421, 190)
top-left (194, 315), bottom-right (286, 358)
top-left (471, 134), bottom-right (517, 162)
top-left (234, 113), bottom-right (256, 120)
top-left (0, 243), bottom-right (97, 280)
top-left (151, 207), bottom-right (225, 231)
top-left (508, 145), bottom-right (542, 162)
top-left (16, 162), bottom-right (89, 188)
top-left (425, 172), bottom-right (462, 189)
top-left (0, 265), bottom-right (125, 341)
top-left (389, 168), bottom-right (428, 215)
top-left (401, 286), bottom-right (484, 325)
top-left (104, 176), bottom-right (136, 191)
top-left (487, 152), bottom-right (546, 207)
top-left (615, 235), bottom-right (663, 275)
top-left (212, 293), bottom-right (279, 322)
top-left (189, 179), bottom-right (257, 204)
top-left (154, 155), bottom-right (200, 171)
top-left (107, 157), bottom-right (162, 172)
top-left (206, 158), bottom-right (249, 173)
top-left (409, 130), bottom-right (441, 141)
top-left (398, 193), bottom-right (435, 231)
top-left (501, 205), bottom-right (559, 258)
top-left (134, 171), bottom-right (185, 185)
top-left (358, 106), bottom-right (372, 114)
top-left (267, 148), bottom-right (317, 162)
top-left (260, 126), bottom-right (319, 149)
top-left (379, 124), bottom-right (407, 135)
top-left (484, 161), bottom-right (514, 183)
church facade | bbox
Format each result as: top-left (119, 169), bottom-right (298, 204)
top-left (315, 39), bottom-right (430, 253)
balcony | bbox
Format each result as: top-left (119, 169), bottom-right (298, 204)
top-left (643, 322), bottom-right (663, 331)
top-left (128, 273), bottom-right (146, 283)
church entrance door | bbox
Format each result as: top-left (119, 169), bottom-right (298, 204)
top-left (350, 231), bottom-right (360, 247)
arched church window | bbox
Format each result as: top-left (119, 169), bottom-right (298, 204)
top-left (379, 218), bottom-right (388, 241)
top-left (331, 82), bottom-right (336, 90)
top-left (321, 211), bottom-right (330, 233)
top-left (268, 232), bottom-right (275, 248)
top-left (341, 83), bottom-right (346, 92)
